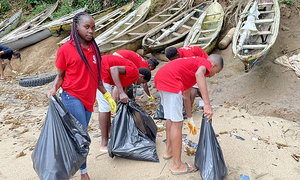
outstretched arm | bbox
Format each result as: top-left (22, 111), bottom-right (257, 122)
top-left (195, 66), bottom-right (213, 121)
top-left (5, 60), bottom-right (14, 72)
top-left (47, 69), bottom-right (65, 98)
top-left (110, 66), bottom-right (128, 103)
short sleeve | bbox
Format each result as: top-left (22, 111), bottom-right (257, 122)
top-left (55, 47), bottom-right (67, 71)
top-left (197, 58), bottom-right (212, 77)
top-left (3, 48), bottom-right (12, 56)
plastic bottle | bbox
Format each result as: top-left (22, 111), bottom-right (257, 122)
top-left (218, 28), bottom-right (236, 50)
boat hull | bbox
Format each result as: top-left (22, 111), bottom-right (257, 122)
top-left (0, 9), bottom-right (23, 38)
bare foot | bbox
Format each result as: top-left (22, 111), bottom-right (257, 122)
top-left (81, 173), bottom-right (90, 180)
top-left (163, 152), bottom-right (173, 160)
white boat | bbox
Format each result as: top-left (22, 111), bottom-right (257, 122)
top-left (0, 9), bottom-right (23, 38)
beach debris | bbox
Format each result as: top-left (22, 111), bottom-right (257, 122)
top-left (93, 134), bottom-right (101, 138)
top-left (276, 142), bottom-right (288, 148)
top-left (272, 163), bottom-right (277, 166)
top-left (182, 134), bottom-right (187, 139)
top-left (252, 137), bottom-right (258, 141)
top-left (254, 129), bottom-right (258, 131)
top-left (258, 136), bottom-right (269, 144)
top-left (240, 174), bottom-right (250, 180)
top-left (291, 154), bottom-right (299, 162)
top-left (235, 135), bottom-right (245, 141)
top-left (18, 129), bottom-right (29, 134)
top-left (163, 139), bottom-right (166, 143)
top-left (185, 146), bottom-right (196, 156)
top-left (217, 88), bottom-right (221, 92)
top-left (157, 133), bottom-right (162, 137)
top-left (183, 139), bottom-right (198, 148)
top-left (157, 124), bottom-right (166, 132)
top-left (268, 122), bottom-right (271, 126)
top-left (16, 151), bottom-right (26, 158)
top-left (219, 131), bottom-right (228, 135)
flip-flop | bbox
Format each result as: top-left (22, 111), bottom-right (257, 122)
top-left (100, 147), bottom-right (108, 152)
top-left (171, 163), bottom-right (198, 175)
top-left (163, 155), bottom-right (172, 160)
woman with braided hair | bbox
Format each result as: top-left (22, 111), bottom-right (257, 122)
top-left (47, 12), bottom-right (116, 180)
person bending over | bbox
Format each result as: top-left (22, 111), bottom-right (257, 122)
top-left (154, 54), bottom-right (223, 175)
top-left (0, 44), bottom-right (21, 80)
top-left (96, 54), bottom-right (151, 152)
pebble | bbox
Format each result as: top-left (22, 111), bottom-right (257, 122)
top-left (151, 77), bottom-right (154, 81)
top-left (218, 76), bottom-right (222, 79)
top-left (217, 88), bottom-right (221, 92)
top-left (93, 134), bottom-right (101, 138)
top-left (155, 92), bottom-right (160, 98)
top-left (136, 90), bottom-right (144, 96)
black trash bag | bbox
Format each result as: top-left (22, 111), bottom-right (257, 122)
top-left (195, 115), bottom-right (227, 180)
top-left (108, 100), bottom-right (159, 162)
top-left (153, 100), bottom-right (187, 120)
top-left (32, 95), bottom-right (91, 180)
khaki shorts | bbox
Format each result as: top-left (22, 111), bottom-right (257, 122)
top-left (159, 91), bottom-right (183, 122)
top-left (96, 82), bottom-right (112, 112)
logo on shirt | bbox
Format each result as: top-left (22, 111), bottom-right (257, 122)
top-left (93, 55), bottom-right (97, 64)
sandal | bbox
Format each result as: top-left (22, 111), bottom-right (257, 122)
top-left (171, 163), bottom-right (198, 175)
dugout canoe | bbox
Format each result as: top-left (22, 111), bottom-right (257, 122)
top-left (142, 1), bottom-right (211, 54)
top-left (57, 2), bottom-right (133, 46)
top-left (0, 9), bottom-right (23, 38)
top-left (184, 0), bottom-right (224, 54)
top-left (95, 0), bottom-right (151, 45)
top-left (98, 0), bottom-right (189, 55)
top-left (44, 5), bottom-right (107, 37)
top-left (232, 0), bottom-right (280, 72)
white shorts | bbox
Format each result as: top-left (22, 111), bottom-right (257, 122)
top-left (159, 91), bottom-right (183, 122)
top-left (96, 82), bottom-right (112, 112)
top-left (192, 84), bottom-right (198, 88)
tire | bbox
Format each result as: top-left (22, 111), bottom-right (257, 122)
top-left (19, 73), bottom-right (57, 87)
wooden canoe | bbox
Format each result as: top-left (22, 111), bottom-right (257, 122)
top-left (57, 2), bottom-right (133, 47)
top-left (232, 0), bottom-right (280, 72)
top-left (96, 0), bottom-right (151, 45)
top-left (0, 9), bottom-right (23, 38)
top-left (184, 0), bottom-right (224, 54)
top-left (45, 5), bottom-right (108, 37)
top-left (98, 0), bottom-right (189, 55)
top-left (142, 2), bottom-right (211, 54)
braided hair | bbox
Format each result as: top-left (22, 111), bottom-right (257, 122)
top-left (69, 12), bottom-right (102, 83)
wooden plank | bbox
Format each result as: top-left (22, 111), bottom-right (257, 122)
top-left (191, 17), bottom-right (198, 21)
top-left (198, 36), bottom-right (211, 41)
top-left (170, 8), bottom-right (180, 11)
top-left (182, 25), bottom-right (191, 29)
top-left (201, 28), bottom-right (217, 33)
top-left (258, 2), bottom-right (273, 5)
top-left (128, 32), bottom-right (145, 36)
top-left (147, 22), bottom-right (161, 24)
top-left (242, 45), bottom-right (268, 49)
top-left (259, 10), bottom-right (275, 14)
top-left (206, 12), bottom-right (221, 16)
top-left (194, 9), bottom-right (203, 13)
top-left (203, 20), bottom-right (219, 24)
top-left (255, 19), bottom-right (274, 23)
top-left (124, 22), bottom-right (132, 25)
top-left (111, 40), bottom-right (129, 43)
top-left (159, 14), bottom-right (172, 17)
top-left (257, 31), bottom-right (272, 35)
top-left (161, 29), bottom-right (181, 37)
top-left (147, 38), bottom-right (156, 43)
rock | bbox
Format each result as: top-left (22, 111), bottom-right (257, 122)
top-left (144, 53), bottom-right (154, 59)
top-left (217, 88), bottom-right (221, 92)
top-left (147, 83), bottom-right (152, 88)
top-left (152, 53), bottom-right (169, 62)
top-left (281, 25), bottom-right (290, 31)
top-left (151, 77), bottom-right (154, 81)
top-left (136, 49), bottom-right (144, 56)
top-left (136, 90), bottom-right (144, 96)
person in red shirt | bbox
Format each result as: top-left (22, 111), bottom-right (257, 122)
top-left (47, 12), bottom-right (116, 180)
top-left (166, 46), bottom-right (212, 124)
top-left (165, 46), bottom-right (208, 60)
top-left (113, 49), bottom-right (159, 101)
top-left (154, 55), bottom-right (223, 175)
top-left (96, 54), bottom-right (151, 151)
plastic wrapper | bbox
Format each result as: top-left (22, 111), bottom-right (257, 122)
top-left (153, 100), bottom-right (187, 120)
top-left (108, 100), bottom-right (159, 162)
top-left (195, 115), bottom-right (227, 180)
top-left (32, 95), bottom-right (91, 180)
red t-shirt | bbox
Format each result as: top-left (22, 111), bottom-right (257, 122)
top-left (178, 46), bottom-right (208, 59)
top-left (56, 41), bottom-right (98, 112)
top-left (116, 49), bottom-right (148, 69)
top-left (101, 55), bottom-right (139, 87)
top-left (154, 57), bottom-right (211, 94)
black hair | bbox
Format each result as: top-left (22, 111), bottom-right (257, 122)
top-left (13, 50), bottom-right (21, 60)
top-left (139, 67), bottom-right (151, 82)
top-left (208, 54), bottom-right (224, 68)
top-left (165, 47), bottom-right (178, 59)
top-left (70, 12), bottom-right (102, 82)
top-left (147, 57), bottom-right (159, 68)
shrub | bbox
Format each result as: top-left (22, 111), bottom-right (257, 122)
top-left (0, 0), bottom-right (10, 15)
top-left (278, 0), bottom-right (295, 5)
